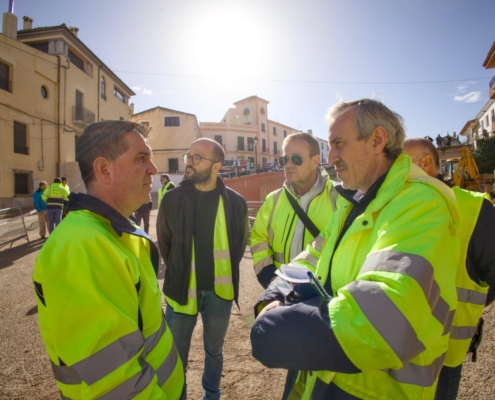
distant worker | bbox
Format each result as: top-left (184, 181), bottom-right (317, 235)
top-left (33, 121), bottom-right (184, 399)
top-left (251, 99), bottom-right (460, 399)
top-left (33, 181), bottom-right (48, 239)
top-left (157, 138), bottom-right (248, 399)
top-left (436, 134), bottom-right (443, 148)
top-left (250, 132), bottom-right (338, 397)
top-left (404, 138), bottom-right (495, 400)
top-left (158, 174), bottom-right (176, 208)
top-left (134, 194), bottom-right (153, 233)
top-left (42, 177), bottom-right (69, 233)
top-left (61, 176), bottom-right (70, 218)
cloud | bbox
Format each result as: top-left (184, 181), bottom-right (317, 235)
top-left (454, 91), bottom-right (482, 103)
top-left (143, 88), bottom-right (153, 95)
top-left (451, 81), bottom-right (482, 103)
top-left (132, 85), bottom-right (142, 92)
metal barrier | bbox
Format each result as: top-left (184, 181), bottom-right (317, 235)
top-left (0, 207), bottom-right (30, 249)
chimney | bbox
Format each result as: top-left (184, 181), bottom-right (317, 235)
top-left (2, 8), bottom-right (18, 40)
top-left (69, 26), bottom-right (79, 36)
top-left (22, 16), bottom-right (33, 30)
top-left (130, 103), bottom-right (135, 115)
top-left (308, 129), bottom-right (313, 135)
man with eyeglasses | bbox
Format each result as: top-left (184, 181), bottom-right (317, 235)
top-left (157, 138), bottom-right (248, 400)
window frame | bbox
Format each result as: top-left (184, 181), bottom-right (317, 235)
top-left (164, 116), bottom-right (180, 127)
top-left (13, 121), bottom-right (29, 155)
top-left (101, 76), bottom-right (106, 100)
top-left (0, 59), bottom-right (12, 93)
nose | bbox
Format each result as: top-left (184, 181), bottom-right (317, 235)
top-left (328, 146), bottom-right (339, 165)
top-left (148, 159), bottom-right (158, 175)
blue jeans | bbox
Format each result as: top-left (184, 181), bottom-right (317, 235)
top-left (435, 364), bottom-right (463, 400)
top-left (47, 208), bottom-right (63, 233)
top-left (166, 290), bottom-right (232, 400)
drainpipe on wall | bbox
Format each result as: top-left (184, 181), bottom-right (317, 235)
top-left (57, 55), bottom-right (61, 175)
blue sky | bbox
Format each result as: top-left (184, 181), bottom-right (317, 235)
top-left (5, 0), bottom-right (495, 140)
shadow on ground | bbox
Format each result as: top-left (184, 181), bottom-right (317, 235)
top-left (0, 238), bottom-right (45, 270)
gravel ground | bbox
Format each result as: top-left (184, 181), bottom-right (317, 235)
top-left (0, 211), bottom-right (493, 399)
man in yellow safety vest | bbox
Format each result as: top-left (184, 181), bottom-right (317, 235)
top-left (33, 121), bottom-right (185, 399)
top-left (251, 99), bottom-right (460, 400)
top-left (157, 138), bottom-right (248, 399)
top-left (404, 137), bottom-right (495, 400)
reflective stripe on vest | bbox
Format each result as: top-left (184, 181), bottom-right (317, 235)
top-left (444, 187), bottom-right (489, 367)
top-left (46, 185), bottom-right (66, 207)
top-left (165, 197), bottom-right (233, 315)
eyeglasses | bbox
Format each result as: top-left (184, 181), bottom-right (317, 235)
top-left (183, 154), bottom-right (219, 165)
top-left (279, 155), bottom-right (304, 166)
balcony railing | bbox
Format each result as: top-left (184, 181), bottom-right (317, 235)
top-left (72, 106), bottom-right (96, 128)
top-left (0, 76), bottom-right (12, 92)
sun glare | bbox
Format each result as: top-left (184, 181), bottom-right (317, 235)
top-left (185, 6), bottom-right (268, 80)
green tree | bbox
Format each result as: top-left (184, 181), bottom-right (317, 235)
top-left (473, 136), bottom-right (495, 174)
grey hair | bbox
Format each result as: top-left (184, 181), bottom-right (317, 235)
top-left (325, 99), bottom-right (405, 159)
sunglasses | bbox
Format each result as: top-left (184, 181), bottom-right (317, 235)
top-left (279, 154), bottom-right (317, 166)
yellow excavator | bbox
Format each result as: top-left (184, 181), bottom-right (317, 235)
top-left (444, 147), bottom-right (492, 193)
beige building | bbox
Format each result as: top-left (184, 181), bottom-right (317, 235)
top-left (199, 96), bottom-right (299, 168)
top-left (315, 136), bottom-right (329, 165)
top-left (0, 11), bottom-right (134, 208)
top-left (131, 106), bottom-right (200, 174)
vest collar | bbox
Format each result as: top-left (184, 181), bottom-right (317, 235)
top-left (68, 192), bottom-right (151, 239)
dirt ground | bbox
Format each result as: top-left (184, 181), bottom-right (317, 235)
top-left (0, 210), bottom-right (494, 399)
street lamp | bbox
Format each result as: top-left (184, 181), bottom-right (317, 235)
top-left (253, 136), bottom-right (258, 173)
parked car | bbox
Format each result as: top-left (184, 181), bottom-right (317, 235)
top-left (260, 163), bottom-right (280, 172)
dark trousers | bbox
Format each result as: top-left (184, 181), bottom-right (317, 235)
top-left (135, 209), bottom-right (150, 233)
top-left (435, 364), bottom-right (463, 400)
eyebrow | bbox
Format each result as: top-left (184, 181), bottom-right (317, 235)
top-left (329, 137), bottom-right (342, 144)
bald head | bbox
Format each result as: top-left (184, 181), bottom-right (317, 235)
top-left (403, 138), bottom-right (440, 177)
top-left (192, 138), bottom-right (225, 165)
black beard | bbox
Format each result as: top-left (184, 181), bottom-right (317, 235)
top-left (185, 164), bottom-right (213, 183)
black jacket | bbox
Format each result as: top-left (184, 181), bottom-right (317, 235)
top-left (157, 177), bottom-right (248, 307)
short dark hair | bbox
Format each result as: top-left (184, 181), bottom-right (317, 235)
top-left (76, 121), bottom-right (150, 188)
top-left (39, 181), bottom-right (47, 188)
top-left (54, 178), bottom-right (62, 183)
top-left (282, 132), bottom-right (320, 156)
top-left (61, 176), bottom-right (68, 181)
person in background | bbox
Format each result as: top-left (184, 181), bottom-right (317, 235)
top-left (157, 138), bottom-right (248, 399)
top-left (404, 137), bottom-right (495, 400)
top-left (42, 178), bottom-right (69, 233)
top-left (33, 181), bottom-right (48, 239)
top-left (158, 174), bottom-right (176, 209)
top-left (61, 177), bottom-right (70, 218)
top-left (33, 120), bottom-right (185, 399)
top-left (134, 194), bottom-right (153, 233)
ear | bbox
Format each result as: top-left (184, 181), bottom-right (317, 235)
top-left (371, 127), bottom-right (388, 155)
top-left (93, 157), bottom-right (113, 185)
top-left (311, 154), bottom-right (320, 169)
top-left (212, 161), bottom-right (222, 173)
top-left (421, 155), bottom-right (434, 174)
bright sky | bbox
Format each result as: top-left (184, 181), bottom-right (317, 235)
top-left (6, 0), bottom-right (495, 140)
